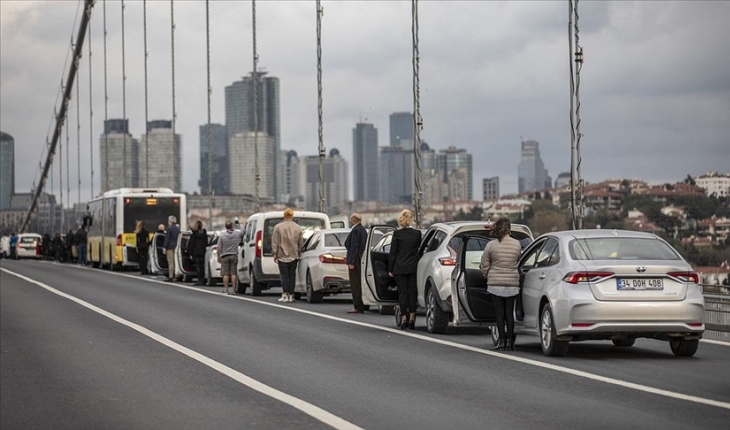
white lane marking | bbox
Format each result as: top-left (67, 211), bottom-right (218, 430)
top-left (0, 268), bottom-right (362, 430)
top-left (17, 263), bottom-right (730, 412)
top-left (701, 338), bottom-right (730, 346)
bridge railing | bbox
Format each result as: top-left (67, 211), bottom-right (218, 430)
top-left (701, 284), bottom-right (730, 341)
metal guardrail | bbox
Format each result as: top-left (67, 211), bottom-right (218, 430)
top-left (701, 285), bottom-right (730, 338)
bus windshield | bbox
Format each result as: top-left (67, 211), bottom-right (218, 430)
top-left (123, 197), bottom-right (181, 233)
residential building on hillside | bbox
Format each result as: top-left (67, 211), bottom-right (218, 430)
top-left (0, 131), bottom-right (14, 210)
top-left (518, 139), bottom-right (550, 194)
top-left (199, 123), bottom-right (228, 195)
top-left (99, 119), bottom-right (138, 192)
top-left (696, 171), bottom-right (730, 197)
top-left (353, 122), bottom-right (380, 202)
top-left (137, 120), bottom-right (181, 191)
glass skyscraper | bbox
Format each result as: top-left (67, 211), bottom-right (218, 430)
top-left (0, 131), bottom-right (14, 210)
top-left (353, 123), bottom-right (380, 202)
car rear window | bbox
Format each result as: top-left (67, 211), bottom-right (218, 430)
top-left (569, 237), bottom-right (680, 261)
top-left (324, 233), bottom-right (349, 247)
top-left (20, 237), bottom-right (38, 244)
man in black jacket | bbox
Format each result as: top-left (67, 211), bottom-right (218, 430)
top-left (186, 220), bottom-right (208, 286)
top-left (344, 213), bottom-right (367, 314)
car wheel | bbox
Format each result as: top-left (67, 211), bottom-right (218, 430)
top-left (306, 272), bottom-right (324, 303)
top-left (539, 303), bottom-right (569, 357)
top-left (612, 338), bottom-right (636, 347)
top-left (669, 338), bottom-right (699, 357)
top-left (206, 264), bottom-right (216, 286)
top-left (426, 286), bottom-right (448, 334)
top-left (251, 271), bottom-right (263, 296)
top-left (237, 278), bottom-right (247, 295)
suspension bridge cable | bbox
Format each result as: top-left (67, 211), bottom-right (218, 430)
top-left (143, 0), bottom-right (150, 187)
top-left (77, 65), bottom-right (81, 214)
top-left (411, 0), bottom-right (424, 228)
top-left (60, 86), bottom-right (65, 232)
top-left (206, 0), bottom-right (213, 223)
top-left (103, 0), bottom-right (109, 193)
top-left (171, 0), bottom-right (179, 191)
top-left (66, 82), bottom-right (71, 223)
top-left (88, 13), bottom-right (94, 199)
top-left (568, 0), bottom-right (577, 230)
top-left (316, 0), bottom-right (326, 213)
top-left (252, 0), bottom-right (260, 212)
top-left (574, 0), bottom-right (584, 230)
top-left (121, 0), bottom-right (128, 187)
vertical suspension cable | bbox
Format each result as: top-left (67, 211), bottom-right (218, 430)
top-left (66, 77), bottom-right (71, 224)
top-left (60, 90), bottom-right (65, 233)
top-left (206, 0), bottom-right (213, 223)
top-left (171, 0), bottom-right (178, 191)
top-left (252, 0), bottom-right (260, 212)
top-left (574, 0), bottom-right (584, 229)
top-left (568, 0), bottom-right (577, 230)
top-left (77, 66), bottom-right (81, 216)
top-left (143, 0), bottom-right (150, 187)
top-left (103, 0), bottom-right (109, 193)
top-left (411, 0), bottom-right (424, 228)
top-left (316, 0), bottom-right (325, 213)
top-left (88, 14), bottom-right (94, 198)
top-left (121, 0), bottom-right (128, 187)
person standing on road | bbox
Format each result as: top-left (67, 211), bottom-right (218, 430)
top-left (272, 208), bottom-right (303, 303)
top-left (9, 232), bottom-right (18, 260)
top-left (218, 219), bottom-right (244, 295)
top-left (0, 233), bottom-right (9, 259)
top-left (76, 225), bottom-right (88, 266)
top-left (135, 221), bottom-right (150, 275)
top-left (345, 213), bottom-right (368, 314)
top-left (66, 229), bottom-right (75, 263)
top-left (389, 209), bottom-right (422, 330)
top-left (187, 220), bottom-right (208, 286)
top-left (51, 232), bottom-right (63, 262)
top-left (163, 216), bottom-right (180, 282)
top-left (480, 217), bottom-right (521, 351)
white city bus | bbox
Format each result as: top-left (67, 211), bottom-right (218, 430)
top-left (86, 188), bottom-right (187, 269)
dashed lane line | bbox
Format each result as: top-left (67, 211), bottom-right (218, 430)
top-left (0, 268), bottom-right (362, 430)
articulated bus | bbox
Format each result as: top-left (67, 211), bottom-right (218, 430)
top-left (86, 188), bottom-right (187, 269)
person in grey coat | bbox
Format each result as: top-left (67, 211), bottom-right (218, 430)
top-left (481, 217), bottom-right (521, 351)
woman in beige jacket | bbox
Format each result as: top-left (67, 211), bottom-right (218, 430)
top-left (481, 217), bottom-right (521, 351)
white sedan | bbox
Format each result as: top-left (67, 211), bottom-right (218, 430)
top-left (294, 228), bottom-right (352, 303)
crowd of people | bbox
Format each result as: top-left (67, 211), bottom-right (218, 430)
top-left (0, 227), bottom-right (87, 264)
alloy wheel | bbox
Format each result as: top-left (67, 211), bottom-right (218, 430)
top-left (541, 307), bottom-right (552, 350)
top-left (426, 288), bottom-right (435, 330)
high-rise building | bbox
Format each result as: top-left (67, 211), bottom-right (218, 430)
top-left (555, 172), bottom-right (571, 189)
top-left (225, 72), bottom-right (281, 200)
top-left (352, 122), bottom-right (380, 202)
top-left (482, 176), bottom-right (500, 201)
top-left (228, 132), bottom-right (276, 198)
top-left (389, 112), bottom-right (413, 147)
top-left (282, 150), bottom-right (305, 205)
top-left (380, 146), bottom-right (413, 204)
top-left (440, 146), bottom-right (473, 200)
top-left (199, 123), bottom-right (228, 195)
top-left (99, 119), bottom-right (138, 192)
top-left (518, 139), bottom-right (550, 194)
top-left (137, 120), bottom-right (181, 191)
top-left (302, 149), bottom-right (349, 212)
top-left (0, 131), bottom-right (14, 210)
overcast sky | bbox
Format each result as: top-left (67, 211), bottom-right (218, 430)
top-left (1, 0), bottom-right (729, 206)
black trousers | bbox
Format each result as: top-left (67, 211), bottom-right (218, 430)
top-left (278, 260), bottom-right (298, 294)
top-left (492, 295), bottom-right (516, 343)
top-left (194, 256), bottom-right (206, 283)
top-left (348, 263), bottom-right (365, 312)
top-left (395, 273), bottom-right (417, 315)
top-left (138, 247), bottom-right (149, 274)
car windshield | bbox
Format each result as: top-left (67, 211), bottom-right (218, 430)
top-left (569, 237), bottom-right (680, 261)
top-left (324, 232), bottom-right (349, 247)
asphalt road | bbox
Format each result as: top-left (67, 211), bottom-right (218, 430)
top-left (2, 259), bottom-right (729, 430)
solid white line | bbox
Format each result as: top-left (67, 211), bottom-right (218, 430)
top-left (0, 267), bottom-right (362, 430)
top-left (701, 338), bottom-right (730, 347)
top-left (13, 263), bottom-right (730, 412)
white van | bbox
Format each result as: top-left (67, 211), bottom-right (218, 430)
top-left (237, 211), bottom-right (330, 296)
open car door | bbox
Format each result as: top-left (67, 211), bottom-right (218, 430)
top-left (149, 232), bottom-right (168, 275)
top-left (451, 235), bottom-right (497, 325)
top-left (361, 225), bottom-right (399, 306)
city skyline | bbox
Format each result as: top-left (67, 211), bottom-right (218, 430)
top-left (1, 2), bottom-right (728, 206)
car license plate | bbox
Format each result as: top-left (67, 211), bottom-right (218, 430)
top-left (616, 278), bottom-right (663, 290)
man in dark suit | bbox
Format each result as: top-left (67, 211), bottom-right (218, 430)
top-left (345, 213), bottom-right (367, 314)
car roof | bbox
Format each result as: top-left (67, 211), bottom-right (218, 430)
top-left (541, 229), bottom-right (660, 240)
top-left (316, 228), bottom-right (351, 234)
top-left (428, 221), bottom-right (533, 238)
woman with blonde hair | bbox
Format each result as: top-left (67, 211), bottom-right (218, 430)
top-left (480, 217), bottom-right (521, 351)
top-left (135, 220), bottom-right (150, 275)
top-left (388, 209), bottom-right (422, 329)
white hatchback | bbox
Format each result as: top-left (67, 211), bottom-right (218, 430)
top-left (16, 233), bottom-right (43, 259)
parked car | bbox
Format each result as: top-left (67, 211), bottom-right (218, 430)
top-left (148, 231), bottom-right (169, 276)
top-left (237, 211), bottom-right (330, 296)
top-left (453, 229), bottom-right (705, 357)
top-left (16, 233), bottom-right (43, 259)
top-left (203, 230), bottom-right (224, 287)
top-left (294, 228), bottom-right (352, 303)
top-left (174, 231), bottom-right (197, 282)
top-left (361, 221), bottom-right (533, 333)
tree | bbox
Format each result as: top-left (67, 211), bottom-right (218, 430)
top-left (684, 174), bottom-right (696, 186)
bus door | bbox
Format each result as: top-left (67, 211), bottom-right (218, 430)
top-left (150, 232), bottom-right (169, 275)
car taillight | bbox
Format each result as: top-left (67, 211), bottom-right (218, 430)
top-left (438, 257), bottom-right (456, 266)
top-left (563, 271), bottom-right (614, 284)
top-left (668, 271), bottom-right (699, 284)
top-left (212, 245), bottom-right (218, 255)
top-left (255, 231), bottom-right (262, 258)
top-left (319, 253), bottom-right (346, 264)
top-left (36, 245), bottom-right (42, 255)
top-left (116, 234), bottom-right (122, 246)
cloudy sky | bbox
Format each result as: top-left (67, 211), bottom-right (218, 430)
top-left (1, 0), bottom-right (729, 206)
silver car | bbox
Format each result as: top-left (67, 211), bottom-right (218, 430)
top-left (294, 228), bottom-right (352, 303)
top-left (203, 231), bottom-right (224, 287)
top-left (452, 229), bottom-right (705, 357)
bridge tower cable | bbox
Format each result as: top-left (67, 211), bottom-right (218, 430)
top-left (66, 83), bottom-right (71, 229)
top-left (574, 0), bottom-right (584, 229)
top-left (206, 0), bottom-right (213, 224)
top-left (103, 0), bottom-right (109, 194)
top-left (76, 68), bottom-right (81, 220)
top-left (121, 0), bottom-right (129, 187)
top-left (252, 0), bottom-right (260, 212)
top-left (60, 90), bottom-right (65, 233)
top-left (316, 0), bottom-right (326, 214)
top-left (143, 0), bottom-right (150, 187)
top-left (568, 0), bottom-right (577, 230)
top-left (88, 14), bottom-right (94, 199)
top-left (411, 0), bottom-right (424, 228)
top-left (171, 0), bottom-right (179, 191)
